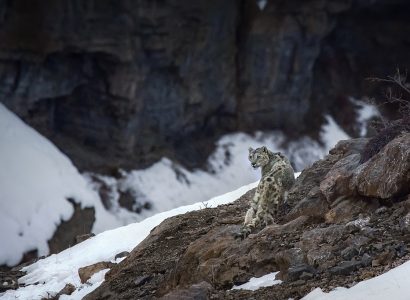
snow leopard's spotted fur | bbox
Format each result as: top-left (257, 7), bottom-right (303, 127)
top-left (243, 146), bottom-right (295, 232)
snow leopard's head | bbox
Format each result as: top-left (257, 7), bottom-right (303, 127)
top-left (248, 146), bottom-right (272, 169)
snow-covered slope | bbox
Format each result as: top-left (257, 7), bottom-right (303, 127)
top-left (0, 181), bottom-right (259, 300)
top-left (0, 104), bottom-right (120, 266)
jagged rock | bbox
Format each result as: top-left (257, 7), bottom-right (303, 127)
top-left (320, 154), bottom-right (361, 203)
top-left (325, 199), bottom-right (378, 224)
top-left (329, 138), bottom-right (369, 157)
top-left (285, 187), bottom-right (329, 221)
top-left (287, 154), bottom-right (340, 207)
top-left (274, 248), bottom-right (306, 280)
top-left (285, 265), bottom-right (317, 282)
top-left (352, 133), bottom-right (410, 199)
top-left (329, 260), bottom-right (362, 276)
top-left (287, 138), bottom-right (368, 208)
top-left (298, 225), bottom-right (345, 250)
top-left (340, 247), bottom-right (359, 261)
top-left (361, 253), bottom-right (372, 267)
top-left (46, 283), bottom-right (76, 300)
top-left (78, 261), bottom-right (115, 284)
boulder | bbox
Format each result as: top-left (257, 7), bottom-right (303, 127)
top-left (352, 133), bottom-right (410, 199)
top-left (287, 138), bottom-right (368, 208)
top-left (286, 187), bottom-right (329, 221)
top-left (78, 261), bottom-right (115, 284)
top-left (320, 154), bottom-right (361, 203)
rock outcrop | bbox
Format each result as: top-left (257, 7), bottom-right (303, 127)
top-left (83, 133), bottom-right (410, 299)
top-left (1, 0), bottom-right (410, 172)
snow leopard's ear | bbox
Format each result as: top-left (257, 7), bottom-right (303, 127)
top-left (248, 147), bottom-right (254, 153)
top-left (262, 146), bottom-right (268, 153)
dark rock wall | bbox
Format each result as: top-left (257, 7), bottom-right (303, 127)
top-left (1, 0), bottom-right (410, 172)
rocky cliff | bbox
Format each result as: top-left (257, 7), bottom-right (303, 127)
top-left (1, 0), bottom-right (410, 172)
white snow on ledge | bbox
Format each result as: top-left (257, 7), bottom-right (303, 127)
top-left (232, 271), bottom-right (282, 291)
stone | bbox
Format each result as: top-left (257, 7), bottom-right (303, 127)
top-left (319, 154), bottom-right (361, 203)
top-left (361, 253), bottom-right (372, 267)
top-left (285, 187), bottom-right (329, 221)
top-left (298, 225), bottom-right (345, 250)
top-left (400, 213), bottom-right (410, 233)
top-left (55, 283), bottom-right (76, 298)
top-left (114, 251), bottom-right (130, 260)
top-left (341, 247), bottom-right (359, 261)
top-left (160, 281), bottom-right (213, 300)
top-left (287, 154), bottom-right (341, 206)
top-left (325, 199), bottom-right (378, 224)
top-left (78, 262), bottom-right (115, 284)
top-left (274, 248), bottom-right (306, 280)
top-left (329, 260), bottom-right (362, 276)
top-left (305, 245), bottom-right (334, 268)
top-left (352, 133), bottom-right (410, 199)
top-left (75, 233), bottom-right (95, 245)
top-left (285, 264), bottom-right (316, 282)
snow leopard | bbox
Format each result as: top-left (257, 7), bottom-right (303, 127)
top-left (242, 146), bottom-right (295, 235)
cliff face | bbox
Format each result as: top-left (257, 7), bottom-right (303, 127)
top-left (1, 0), bottom-right (409, 172)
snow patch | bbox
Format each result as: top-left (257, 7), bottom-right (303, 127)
top-left (232, 272), bottom-right (282, 291)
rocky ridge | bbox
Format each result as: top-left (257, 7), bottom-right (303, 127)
top-left (66, 132), bottom-right (410, 299)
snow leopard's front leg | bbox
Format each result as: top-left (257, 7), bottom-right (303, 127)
top-left (244, 194), bottom-right (258, 225)
top-left (241, 184), bottom-right (262, 236)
